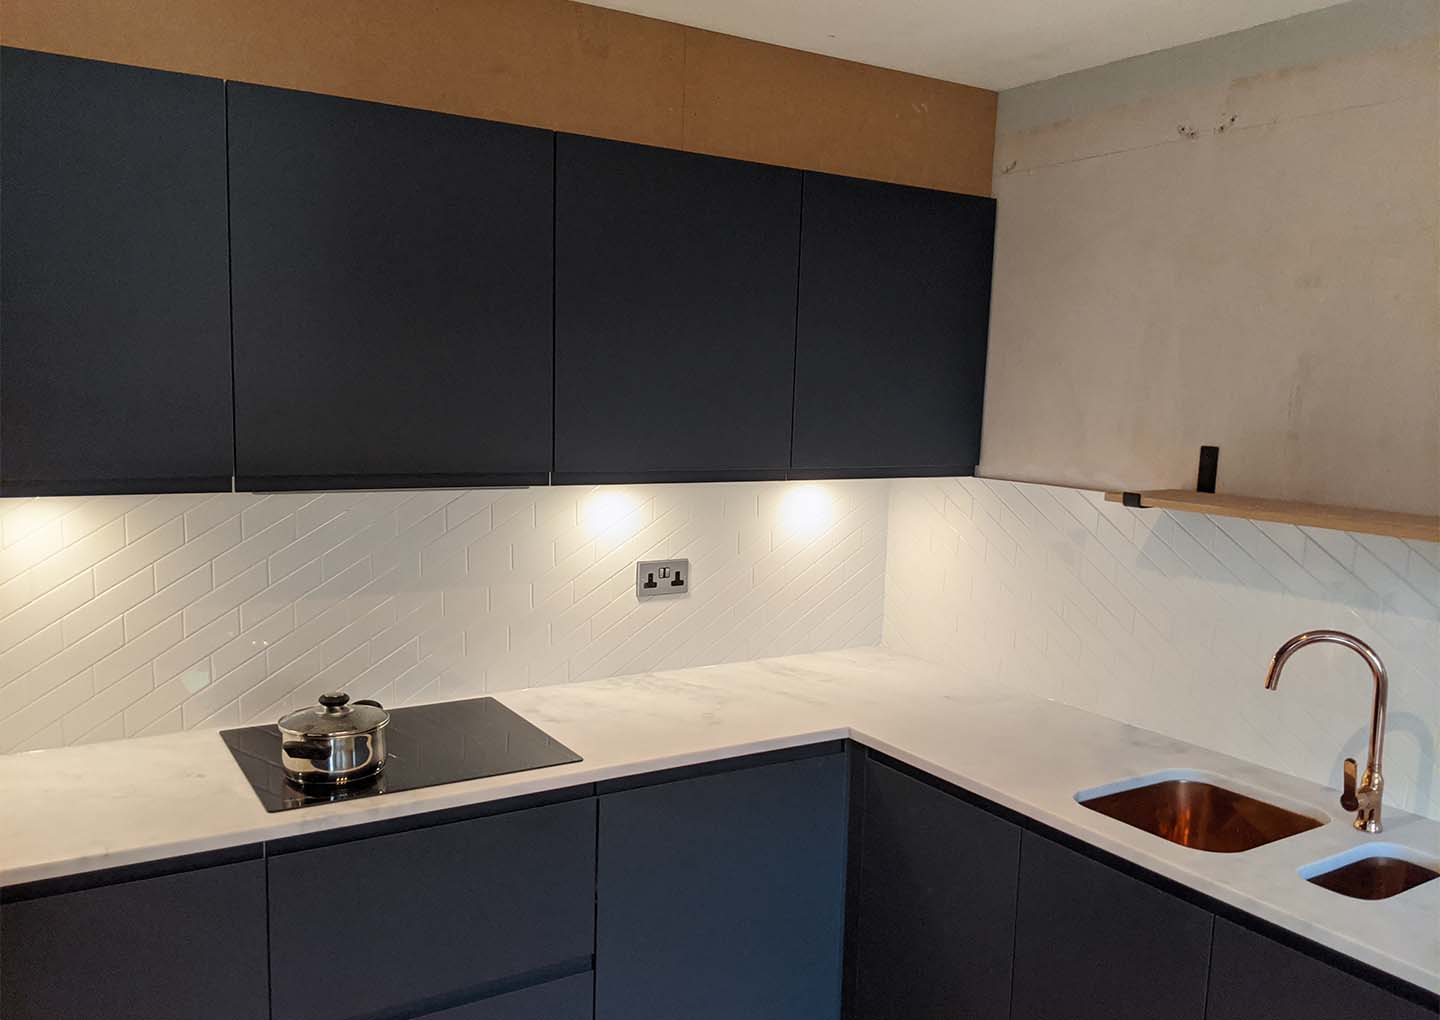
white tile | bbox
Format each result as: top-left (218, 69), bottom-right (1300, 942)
top-left (0, 482), bottom-right (891, 760)
top-left (94, 614), bottom-right (185, 690)
top-left (155, 515), bottom-right (241, 588)
top-left (0, 573), bottom-right (93, 654)
top-left (213, 518), bottom-right (297, 585)
top-left (0, 670), bottom-right (92, 753)
top-left (63, 665), bottom-right (154, 743)
top-left (241, 560), bottom-right (322, 631)
top-left (152, 610), bottom-right (240, 685)
top-left (181, 495), bottom-right (245, 541)
top-left (94, 518), bottom-right (184, 593)
top-left (1, 620), bottom-right (123, 716)
top-left (183, 561), bottom-right (269, 635)
top-left (62, 569), bottom-right (154, 646)
top-left (123, 494), bottom-right (211, 543)
top-left (125, 566), bottom-right (211, 639)
top-left (213, 606), bottom-right (294, 679)
top-left (883, 476), bottom-right (1440, 821)
top-left (0, 622), bottom-right (64, 689)
top-left (182, 655), bottom-right (266, 728)
top-left (59, 496), bottom-right (151, 546)
top-left (240, 493), bottom-right (318, 539)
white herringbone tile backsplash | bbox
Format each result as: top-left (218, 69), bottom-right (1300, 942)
top-left (883, 477), bottom-right (1440, 820)
top-left (0, 480), bottom-right (888, 752)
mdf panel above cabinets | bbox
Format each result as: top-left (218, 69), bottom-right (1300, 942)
top-left (227, 83), bottom-right (554, 491)
top-left (792, 172), bottom-right (995, 479)
top-left (554, 134), bottom-right (801, 483)
top-left (0, 48), bottom-right (233, 496)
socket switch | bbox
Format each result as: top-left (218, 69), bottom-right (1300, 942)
top-left (636, 558), bottom-right (689, 599)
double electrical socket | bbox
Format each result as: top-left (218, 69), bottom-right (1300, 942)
top-left (636, 558), bottom-right (689, 599)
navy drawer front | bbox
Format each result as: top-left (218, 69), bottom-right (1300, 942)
top-left (268, 797), bottom-right (597, 1020)
top-left (414, 973), bottom-right (594, 1020)
top-left (0, 859), bottom-right (268, 1020)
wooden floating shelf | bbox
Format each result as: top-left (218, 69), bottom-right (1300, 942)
top-left (1103, 489), bottom-right (1440, 543)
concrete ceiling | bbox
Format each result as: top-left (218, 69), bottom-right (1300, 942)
top-left (573, 0), bottom-right (1350, 90)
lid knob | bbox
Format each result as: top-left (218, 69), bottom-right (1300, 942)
top-left (318, 692), bottom-right (350, 709)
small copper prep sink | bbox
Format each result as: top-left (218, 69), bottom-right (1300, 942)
top-left (1305, 854), bottom-right (1439, 900)
top-left (1080, 778), bottom-right (1325, 853)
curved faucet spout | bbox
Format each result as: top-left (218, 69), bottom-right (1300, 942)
top-left (1263, 630), bottom-right (1388, 833)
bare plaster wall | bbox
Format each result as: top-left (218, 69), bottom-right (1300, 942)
top-left (981, 0), bottom-right (1440, 516)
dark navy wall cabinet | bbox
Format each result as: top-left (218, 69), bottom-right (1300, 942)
top-left (1207, 920), bottom-right (1434, 1020)
top-left (555, 134), bottom-right (801, 483)
top-left (792, 172), bottom-right (995, 478)
top-left (851, 756), bottom-right (1021, 1020)
top-left (267, 798), bottom-right (596, 1020)
top-left (227, 83), bottom-right (554, 491)
top-left (596, 752), bottom-right (848, 1020)
top-left (0, 47), bottom-right (233, 496)
top-left (1011, 831), bottom-right (1212, 1020)
top-left (0, 859), bottom-right (268, 1020)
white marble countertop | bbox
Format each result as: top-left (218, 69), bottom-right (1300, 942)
top-left (1, 647), bottom-right (1436, 993)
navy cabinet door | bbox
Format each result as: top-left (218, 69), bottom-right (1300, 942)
top-left (1207, 919), bottom-right (1434, 1020)
top-left (267, 799), bottom-right (596, 1020)
top-left (596, 753), bottom-right (848, 1020)
top-left (228, 83), bottom-right (553, 491)
top-left (851, 756), bottom-right (1021, 1020)
top-left (793, 172), bottom-right (994, 478)
top-left (1011, 831), bottom-right (1212, 1020)
top-left (0, 48), bottom-right (232, 496)
top-left (555, 134), bottom-right (801, 483)
top-left (0, 860), bottom-right (268, 1020)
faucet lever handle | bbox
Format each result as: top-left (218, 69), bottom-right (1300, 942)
top-left (1341, 758), bottom-right (1359, 811)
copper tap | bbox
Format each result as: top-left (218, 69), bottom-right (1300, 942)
top-left (1263, 630), bottom-right (1387, 833)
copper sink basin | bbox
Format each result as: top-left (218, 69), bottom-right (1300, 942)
top-left (1306, 855), bottom-right (1439, 900)
top-left (1080, 778), bottom-right (1325, 853)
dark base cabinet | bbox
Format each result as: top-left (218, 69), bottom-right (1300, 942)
top-left (1207, 919), bottom-right (1434, 1020)
top-left (267, 798), bottom-right (596, 1020)
top-left (413, 973), bottom-right (593, 1020)
top-left (2, 746), bottom-right (1435, 1020)
top-left (596, 751), bottom-right (849, 1020)
top-left (850, 757), bottom-right (1021, 1020)
top-left (0, 859), bottom-right (268, 1020)
top-left (1011, 831), bottom-right (1213, 1020)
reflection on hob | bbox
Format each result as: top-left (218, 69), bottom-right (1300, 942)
top-left (220, 697), bottom-right (582, 812)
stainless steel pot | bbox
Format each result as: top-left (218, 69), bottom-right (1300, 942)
top-left (278, 692), bottom-right (389, 785)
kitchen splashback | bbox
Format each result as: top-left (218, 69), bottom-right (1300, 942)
top-left (882, 477), bottom-right (1440, 820)
top-left (0, 480), bottom-right (887, 752)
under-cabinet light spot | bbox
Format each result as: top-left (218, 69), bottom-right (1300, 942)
top-left (582, 488), bottom-right (637, 537)
top-left (779, 485), bottom-right (833, 539)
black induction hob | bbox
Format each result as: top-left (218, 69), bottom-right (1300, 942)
top-left (220, 697), bottom-right (582, 812)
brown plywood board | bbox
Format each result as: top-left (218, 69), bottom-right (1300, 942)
top-left (0, 0), bottom-right (995, 195)
top-left (0, 0), bottom-right (689, 147)
top-left (681, 29), bottom-right (996, 194)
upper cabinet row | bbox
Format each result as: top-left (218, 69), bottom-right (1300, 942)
top-left (0, 48), bottom-right (995, 496)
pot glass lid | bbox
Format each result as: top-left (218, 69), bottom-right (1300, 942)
top-left (279, 692), bottom-right (389, 738)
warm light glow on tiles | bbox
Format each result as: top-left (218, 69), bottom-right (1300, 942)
top-left (581, 488), bottom-right (638, 537)
top-left (779, 485), bottom-right (834, 539)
